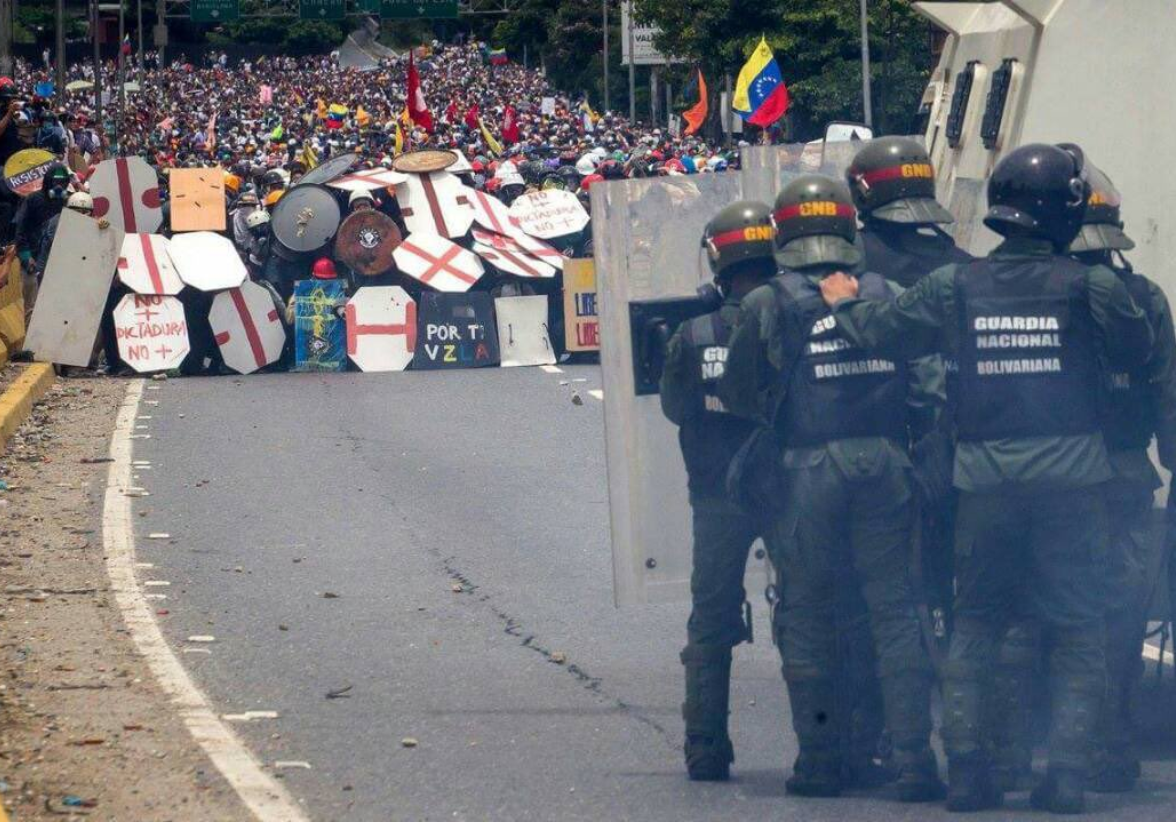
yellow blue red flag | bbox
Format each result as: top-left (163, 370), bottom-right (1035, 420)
top-left (732, 37), bottom-right (789, 127)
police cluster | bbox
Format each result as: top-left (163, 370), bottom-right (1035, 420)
top-left (660, 137), bottom-right (1174, 814)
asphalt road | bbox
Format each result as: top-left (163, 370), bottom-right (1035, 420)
top-left (128, 365), bottom-right (1176, 821)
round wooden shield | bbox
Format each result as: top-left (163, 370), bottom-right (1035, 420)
top-left (335, 210), bottom-right (402, 277)
top-left (271, 184), bottom-right (341, 260)
top-left (393, 149), bottom-right (458, 174)
top-left (297, 153), bottom-right (360, 187)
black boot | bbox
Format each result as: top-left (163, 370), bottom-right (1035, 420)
top-left (988, 622), bottom-right (1039, 793)
top-left (881, 672), bottom-right (945, 802)
top-left (681, 645), bottom-right (734, 781)
top-left (1031, 768), bottom-right (1086, 815)
top-left (894, 745), bottom-right (947, 803)
top-left (946, 754), bottom-right (1004, 812)
top-left (784, 679), bottom-right (842, 797)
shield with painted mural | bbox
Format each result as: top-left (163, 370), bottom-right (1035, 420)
top-left (168, 167), bottom-right (227, 232)
top-left (335, 210), bottom-right (402, 276)
top-left (89, 156), bottom-right (163, 233)
top-left (296, 152), bottom-right (359, 187)
top-left (393, 171), bottom-right (474, 239)
top-left (494, 295), bottom-right (555, 367)
top-left (392, 234), bottom-right (484, 293)
top-left (169, 231), bottom-right (248, 292)
top-left (208, 281), bottom-right (287, 375)
top-left (117, 233), bottom-right (184, 295)
top-left (392, 149), bottom-right (457, 174)
top-left (3, 148), bottom-right (57, 197)
top-left (111, 294), bottom-right (190, 373)
top-left (270, 184), bottom-right (342, 261)
top-left (345, 286), bottom-right (416, 372)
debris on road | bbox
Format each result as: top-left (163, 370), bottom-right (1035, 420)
top-left (325, 685), bottom-right (353, 700)
top-left (401, 737), bottom-right (419, 748)
top-left (571, 391), bottom-right (584, 406)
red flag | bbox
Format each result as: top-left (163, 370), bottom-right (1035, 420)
top-left (464, 103), bottom-right (480, 130)
top-left (502, 105), bottom-right (519, 144)
top-left (683, 70), bottom-right (708, 136)
top-left (407, 50), bottom-right (433, 133)
top-left (445, 100), bottom-right (458, 125)
top-left (121, 35), bottom-right (132, 57)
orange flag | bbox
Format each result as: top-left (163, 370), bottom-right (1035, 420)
top-left (683, 70), bottom-right (708, 136)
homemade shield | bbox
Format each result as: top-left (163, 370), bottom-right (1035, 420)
top-left (335, 210), bottom-right (401, 276)
top-left (392, 234), bottom-right (484, 293)
top-left (413, 292), bottom-right (500, 369)
top-left (0, 253), bottom-right (26, 361)
top-left (465, 187), bottom-right (519, 236)
top-left (297, 153), bottom-right (359, 187)
top-left (495, 295), bottom-right (555, 367)
top-left (326, 167), bottom-right (407, 192)
top-left (117, 233), bottom-right (184, 295)
top-left (169, 167), bottom-right (227, 232)
top-left (208, 281), bottom-right (287, 375)
top-left (3, 148), bottom-right (56, 197)
top-left (510, 231), bottom-right (565, 271)
top-left (169, 232), bottom-right (248, 291)
top-left (26, 210), bottom-right (124, 367)
top-left (271, 184), bottom-right (342, 261)
top-left (393, 172), bottom-right (474, 238)
top-left (292, 279), bottom-right (347, 372)
top-left (562, 259), bottom-right (599, 353)
top-left (112, 294), bottom-right (190, 373)
top-left (345, 286), bottom-right (416, 372)
top-left (89, 156), bottom-right (163, 233)
top-left (471, 239), bottom-right (556, 279)
top-left (393, 149), bottom-right (457, 174)
top-left (508, 190), bottom-right (589, 240)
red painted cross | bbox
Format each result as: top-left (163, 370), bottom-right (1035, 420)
top-left (345, 301), bottom-right (417, 356)
top-left (400, 173), bottom-right (451, 236)
top-left (139, 234), bottom-right (166, 294)
top-left (154, 344), bottom-right (173, 360)
top-left (472, 190), bottom-right (510, 234)
top-left (137, 305), bottom-right (160, 323)
top-left (481, 247), bottom-right (542, 277)
top-left (400, 242), bottom-right (478, 286)
top-left (212, 288), bottom-right (273, 369)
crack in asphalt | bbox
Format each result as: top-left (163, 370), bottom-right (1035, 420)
top-left (439, 553), bottom-right (672, 745)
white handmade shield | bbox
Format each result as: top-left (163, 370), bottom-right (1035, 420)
top-left (392, 234), bottom-right (484, 293)
top-left (326, 167), bottom-right (408, 192)
top-left (345, 286), bottom-right (416, 372)
top-left (118, 233), bottom-right (184, 295)
top-left (112, 294), bottom-right (189, 372)
top-left (208, 281), bottom-right (287, 375)
top-left (508, 190), bottom-right (589, 240)
top-left (89, 156), bottom-right (163, 233)
top-left (494, 295), bottom-right (555, 367)
top-left (26, 210), bottom-right (125, 367)
top-left (393, 171), bottom-right (474, 238)
top-left (169, 232), bottom-right (249, 292)
top-left (510, 231), bottom-right (566, 271)
top-left (465, 187), bottom-right (522, 236)
top-left (471, 242), bottom-right (556, 279)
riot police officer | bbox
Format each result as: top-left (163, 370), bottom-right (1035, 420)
top-left (819, 144), bottom-right (1153, 813)
top-left (846, 137), bottom-right (973, 288)
top-left (721, 176), bottom-right (943, 802)
top-left (658, 201), bottom-right (777, 782)
top-left (1069, 161), bottom-right (1176, 793)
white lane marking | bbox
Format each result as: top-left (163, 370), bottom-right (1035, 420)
top-left (588, 389), bottom-right (604, 401)
top-left (103, 380), bottom-right (311, 822)
top-left (1143, 643), bottom-right (1174, 666)
top-left (540, 364), bottom-right (563, 374)
top-left (223, 711), bottom-right (280, 722)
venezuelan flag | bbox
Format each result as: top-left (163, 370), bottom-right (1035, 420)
top-left (732, 37), bottom-right (789, 127)
top-left (489, 48), bottom-right (508, 66)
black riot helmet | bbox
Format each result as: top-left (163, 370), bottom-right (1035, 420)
top-left (702, 200), bottom-right (776, 281)
top-left (846, 136), bottom-right (953, 225)
top-left (771, 175), bottom-right (862, 270)
top-left (1068, 160), bottom-right (1134, 253)
top-left (984, 143), bottom-right (1090, 250)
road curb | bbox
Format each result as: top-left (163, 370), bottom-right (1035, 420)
top-left (0, 363), bottom-right (55, 446)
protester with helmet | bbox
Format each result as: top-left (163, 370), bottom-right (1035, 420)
top-left (819, 144), bottom-right (1153, 813)
top-left (720, 175), bottom-right (943, 803)
top-left (348, 189), bottom-right (376, 213)
top-left (658, 201), bottom-right (778, 783)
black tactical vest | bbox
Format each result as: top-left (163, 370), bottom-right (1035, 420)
top-left (776, 272), bottom-right (908, 446)
top-left (1102, 268), bottom-right (1156, 452)
top-left (860, 223), bottom-right (974, 289)
top-left (678, 310), bottom-right (757, 499)
top-left (953, 257), bottom-right (1101, 441)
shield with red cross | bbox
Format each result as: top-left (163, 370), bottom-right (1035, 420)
top-left (89, 157), bottom-right (163, 234)
top-left (327, 167), bottom-right (408, 193)
top-left (509, 231), bottom-right (566, 271)
top-left (118, 233), bottom-right (185, 296)
top-left (208, 281), bottom-right (287, 375)
top-left (471, 241), bottom-right (556, 279)
top-left (345, 286), bottom-right (417, 373)
top-left (465, 187), bottom-right (522, 236)
top-left (392, 234), bottom-right (485, 293)
top-left (393, 171), bottom-right (473, 239)
top-left (471, 228), bottom-right (560, 277)
top-left (112, 294), bottom-right (189, 373)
